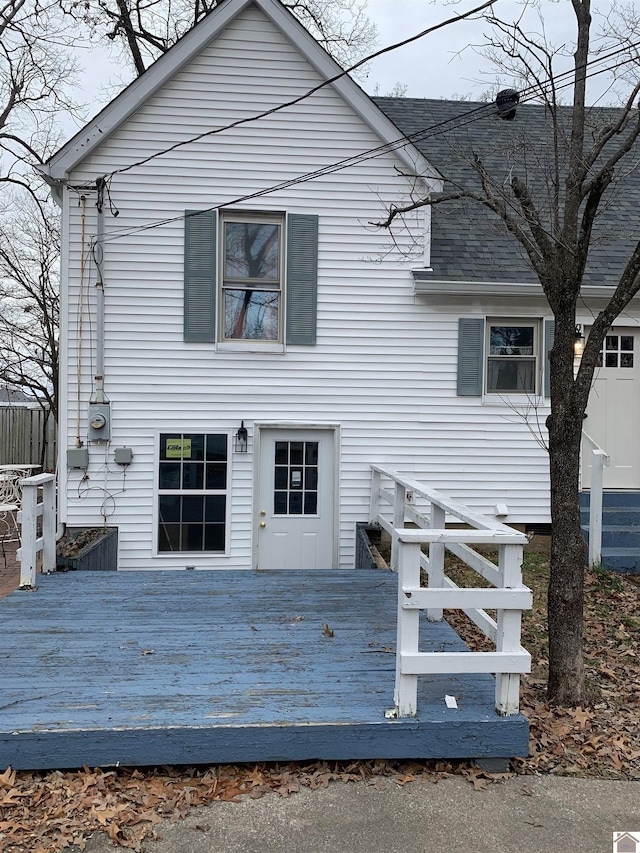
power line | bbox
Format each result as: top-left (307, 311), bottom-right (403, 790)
top-left (97, 44), bottom-right (640, 246)
top-left (106, 0), bottom-right (495, 179)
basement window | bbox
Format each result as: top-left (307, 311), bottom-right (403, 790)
top-left (157, 433), bottom-right (228, 552)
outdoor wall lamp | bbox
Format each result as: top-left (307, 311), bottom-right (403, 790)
top-left (234, 421), bottom-right (248, 453)
top-left (574, 324), bottom-right (585, 356)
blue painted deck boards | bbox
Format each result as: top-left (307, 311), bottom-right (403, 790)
top-left (0, 570), bottom-right (528, 769)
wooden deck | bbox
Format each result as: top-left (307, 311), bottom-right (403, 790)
top-left (0, 570), bottom-right (528, 770)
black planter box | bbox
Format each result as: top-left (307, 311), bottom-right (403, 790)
top-left (56, 527), bottom-right (118, 571)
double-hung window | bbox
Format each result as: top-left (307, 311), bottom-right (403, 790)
top-left (157, 433), bottom-right (228, 553)
top-left (221, 214), bottom-right (283, 342)
top-left (486, 321), bottom-right (537, 394)
top-left (457, 317), bottom-right (553, 397)
top-left (184, 209), bottom-right (318, 346)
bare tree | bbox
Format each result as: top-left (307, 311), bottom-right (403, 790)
top-left (377, 0), bottom-right (640, 705)
top-left (0, 200), bottom-right (60, 419)
top-left (63, 0), bottom-right (377, 77)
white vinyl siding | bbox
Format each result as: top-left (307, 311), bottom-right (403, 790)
top-left (59, 5), bottom-right (553, 570)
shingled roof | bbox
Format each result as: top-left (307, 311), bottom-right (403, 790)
top-left (375, 97), bottom-right (640, 287)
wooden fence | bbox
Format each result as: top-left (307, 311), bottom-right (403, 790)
top-left (0, 405), bottom-right (56, 470)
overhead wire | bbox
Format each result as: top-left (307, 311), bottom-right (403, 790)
top-left (95, 42), bottom-right (640, 247)
top-left (106, 0), bottom-right (496, 179)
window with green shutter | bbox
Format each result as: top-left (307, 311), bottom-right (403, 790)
top-left (457, 316), bottom-right (553, 397)
top-left (184, 210), bottom-right (318, 346)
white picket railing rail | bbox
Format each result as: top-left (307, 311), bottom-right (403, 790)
top-left (369, 465), bottom-right (531, 718)
top-left (17, 473), bottom-right (56, 588)
top-left (582, 430), bottom-right (610, 568)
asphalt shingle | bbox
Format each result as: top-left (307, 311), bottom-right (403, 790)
top-left (375, 97), bottom-right (640, 287)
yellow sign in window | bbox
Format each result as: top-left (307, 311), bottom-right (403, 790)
top-left (165, 438), bottom-right (192, 459)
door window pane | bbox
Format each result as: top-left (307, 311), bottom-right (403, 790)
top-left (273, 441), bottom-right (319, 516)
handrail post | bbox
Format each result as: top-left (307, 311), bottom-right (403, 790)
top-left (369, 467), bottom-right (381, 524)
top-left (589, 449), bottom-right (608, 568)
top-left (394, 538), bottom-right (420, 716)
top-left (42, 478), bottom-right (57, 573)
top-left (390, 481), bottom-right (406, 572)
top-left (19, 482), bottom-right (37, 588)
top-left (427, 504), bottom-right (445, 622)
top-left (495, 542), bottom-right (524, 715)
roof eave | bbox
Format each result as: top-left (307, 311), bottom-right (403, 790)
top-left (412, 276), bottom-right (635, 301)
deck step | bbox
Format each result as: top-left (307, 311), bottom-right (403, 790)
top-left (580, 492), bottom-right (640, 573)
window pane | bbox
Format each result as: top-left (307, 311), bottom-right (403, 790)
top-left (183, 434), bottom-right (204, 461)
top-left (183, 523), bottom-right (204, 551)
top-left (621, 353), bottom-right (634, 367)
top-left (206, 463), bottom-right (226, 490)
top-left (182, 495), bottom-right (204, 522)
top-left (161, 435), bottom-right (186, 460)
top-left (274, 466), bottom-right (288, 489)
top-left (305, 467), bottom-right (318, 490)
top-left (182, 463), bottom-right (203, 490)
top-left (289, 492), bottom-right (303, 514)
top-left (204, 524), bottom-right (225, 552)
top-left (290, 442), bottom-right (303, 464)
top-left (205, 495), bottom-right (226, 523)
top-left (158, 523), bottom-right (180, 552)
top-left (274, 492), bottom-right (287, 514)
top-left (606, 352), bottom-right (618, 367)
top-left (224, 222), bottom-right (280, 280)
top-left (159, 495), bottom-right (181, 523)
top-left (159, 462), bottom-right (180, 490)
top-left (304, 492), bottom-right (317, 514)
top-left (290, 467), bottom-right (303, 490)
top-left (206, 434), bottom-right (227, 461)
top-left (621, 336), bottom-right (634, 351)
top-left (305, 442), bottom-right (318, 465)
top-left (606, 335), bottom-right (618, 351)
top-left (487, 358), bottom-right (536, 392)
top-left (489, 326), bottom-right (534, 356)
top-left (275, 442), bottom-right (288, 464)
top-left (224, 289), bottom-right (279, 340)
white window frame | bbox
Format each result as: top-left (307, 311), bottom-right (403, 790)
top-left (218, 211), bottom-right (285, 345)
top-left (155, 431), bottom-right (230, 556)
top-left (484, 318), bottom-right (541, 397)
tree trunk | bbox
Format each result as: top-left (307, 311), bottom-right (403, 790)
top-left (546, 316), bottom-right (587, 705)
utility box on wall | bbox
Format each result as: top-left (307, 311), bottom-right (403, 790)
top-left (88, 403), bottom-right (111, 442)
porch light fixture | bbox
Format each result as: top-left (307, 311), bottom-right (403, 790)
top-left (574, 324), bottom-right (585, 356)
top-left (234, 421), bottom-right (248, 453)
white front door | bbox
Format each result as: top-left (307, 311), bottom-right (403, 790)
top-left (583, 327), bottom-right (640, 489)
top-left (256, 428), bottom-right (336, 569)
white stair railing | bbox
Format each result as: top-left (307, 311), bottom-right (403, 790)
top-left (369, 465), bottom-right (531, 718)
top-left (582, 431), bottom-right (610, 568)
top-left (17, 473), bottom-right (57, 588)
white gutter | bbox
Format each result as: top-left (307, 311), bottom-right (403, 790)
top-left (412, 274), bottom-right (637, 301)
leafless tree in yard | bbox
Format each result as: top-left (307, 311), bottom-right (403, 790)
top-left (60, 0), bottom-right (377, 78)
top-left (377, 0), bottom-right (640, 705)
top-left (0, 201), bottom-right (60, 419)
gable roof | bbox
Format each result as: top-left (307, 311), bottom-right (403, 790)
top-left (41, 0), bottom-right (437, 189)
top-left (376, 96), bottom-right (640, 290)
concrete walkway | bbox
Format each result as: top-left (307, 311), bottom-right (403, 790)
top-left (76, 774), bottom-right (639, 853)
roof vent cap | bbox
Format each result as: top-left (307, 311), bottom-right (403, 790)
top-left (496, 88), bottom-right (520, 120)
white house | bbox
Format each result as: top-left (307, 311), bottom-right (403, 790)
top-left (41, 0), bottom-right (640, 571)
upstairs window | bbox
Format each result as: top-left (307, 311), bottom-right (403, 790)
top-left (184, 210), bottom-right (318, 346)
top-left (486, 322), bottom-right (537, 394)
top-left (221, 214), bottom-right (283, 342)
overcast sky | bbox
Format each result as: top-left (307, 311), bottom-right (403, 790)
top-left (72, 0), bottom-right (618, 133)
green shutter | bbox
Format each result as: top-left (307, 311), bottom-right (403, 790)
top-left (184, 209), bottom-right (216, 342)
top-left (457, 318), bottom-right (484, 396)
top-left (286, 214), bottom-right (318, 345)
top-left (544, 319), bottom-right (555, 397)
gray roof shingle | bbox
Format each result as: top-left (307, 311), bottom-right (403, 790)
top-left (375, 97), bottom-right (640, 287)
